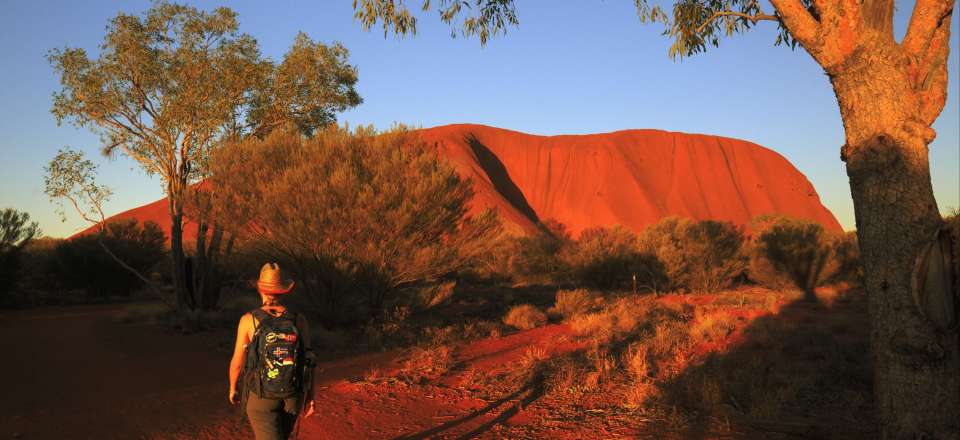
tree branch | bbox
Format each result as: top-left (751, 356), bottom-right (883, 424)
top-left (769, 0), bottom-right (821, 49)
top-left (696, 11), bottom-right (778, 34)
top-left (902, 0), bottom-right (955, 58)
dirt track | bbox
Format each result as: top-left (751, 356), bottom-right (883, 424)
top-left (0, 304), bottom-right (239, 439)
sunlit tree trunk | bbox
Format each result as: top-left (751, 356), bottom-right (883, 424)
top-left (831, 38), bottom-right (958, 439)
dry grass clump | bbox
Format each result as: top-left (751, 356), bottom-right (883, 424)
top-left (568, 296), bottom-right (657, 337)
top-left (503, 304), bottom-right (548, 330)
top-left (688, 308), bottom-right (738, 344)
top-left (399, 344), bottom-right (456, 384)
top-left (552, 288), bottom-right (594, 319)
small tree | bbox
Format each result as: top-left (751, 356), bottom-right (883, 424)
top-left (45, 148), bottom-right (174, 304)
top-left (210, 126), bottom-right (501, 323)
top-left (0, 209), bottom-right (40, 298)
top-left (49, 2), bottom-right (362, 313)
top-left (751, 216), bottom-right (835, 301)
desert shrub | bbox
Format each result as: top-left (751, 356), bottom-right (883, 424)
top-left (828, 231), bottom-right (863, 285)
top-left (638, 217), bottom-right (746, 292)
top-left (562, 226), bottom-right (666, 290)
top-left (553, 288), bottom-right (594, 319)
top-left (52, 219), bottom-right (166, 298)
top-left (210, 126), bottom-right (501, 325)
top-left (0, 208), bottom-right (40, 300)
top-left (750, 216), bottom-right (835, 300)
top-left (503, 304), bottom-right (548, 330)
top-left (507, 219), bottom-right (571, 284)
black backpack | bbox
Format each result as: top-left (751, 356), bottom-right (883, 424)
top-left (241, 308), bottom-right (305, 401)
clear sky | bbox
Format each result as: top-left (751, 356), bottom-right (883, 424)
top-left (1, 1), bottom-right (957, 237)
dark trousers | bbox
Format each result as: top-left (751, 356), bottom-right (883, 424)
top-left (246, 392), bottom-right (300, 440)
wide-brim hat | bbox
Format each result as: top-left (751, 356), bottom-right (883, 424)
top-left (254, 262), bottom-right (295, 295)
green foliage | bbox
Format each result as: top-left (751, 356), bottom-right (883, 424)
top-left (828, 231), bottom-right (863, 285)
top-left (353, 0), bottom-right (519, 45)
top-left (44, 148), bottom-right (112, 224)
top-left (508, 220), bottom-right (571, 284)
top-left (562, 226), bottom-right (666, 291)
top-left (750, 216), bottom-right (834, 299)
top-left (209, 126), bottom-right (501, 324)
top-left (352, 0), bottom-right (796, 58)
top-left (0, 209), bottom-right (40, 298)
top-left (638, 217), bottom-right (746, 292)
top-left (53, 219), bottom-right (167, 298)
top-left (49, 2), bottom-right (361, 175)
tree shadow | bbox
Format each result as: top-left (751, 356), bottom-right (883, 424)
top-left (660, 288), bottom-right (876, 439)
top-left (391, 380), bottom-right (545, 440)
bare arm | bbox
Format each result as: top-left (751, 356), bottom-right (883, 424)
top-left (228, 313), bottom-right (253, 401)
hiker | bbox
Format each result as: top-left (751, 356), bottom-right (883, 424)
top-left (228, 263), bottom-right (316, 440)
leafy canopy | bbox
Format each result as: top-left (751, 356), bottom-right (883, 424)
top-left (49, 1), bottom-right (361, 187)
top-left (353, 0), bottom-right (800, 57)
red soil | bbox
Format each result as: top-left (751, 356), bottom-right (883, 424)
top-left (72, 124), bottom-right (841, 241)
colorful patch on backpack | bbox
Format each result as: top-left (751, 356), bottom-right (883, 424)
top-left (266, 332), bottom-right (297, 343)
top-left (267, 368), bottom-right (279, 379)
top-left (282, 357), bottom-right (295, 366)
top-left (271, 346), bottom-right (290, 360)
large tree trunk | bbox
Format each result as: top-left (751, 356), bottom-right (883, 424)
top-left (831, 40), bottom-right (959, 439)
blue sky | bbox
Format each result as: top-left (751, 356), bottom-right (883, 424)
top-left (1, 0), bottom-right (957, 237)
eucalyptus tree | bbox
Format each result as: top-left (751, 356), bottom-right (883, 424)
top-left (50, 2), bottom-right (361, 312)
top-left (352, 0), bottom-right (958, 437)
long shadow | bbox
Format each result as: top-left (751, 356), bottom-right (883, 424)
top-left (391, 381), bottom-right (544, 440)
top-left (660, 289), bottom-right (876, 439)
top-left (464, 134), bottom-right (541, 225)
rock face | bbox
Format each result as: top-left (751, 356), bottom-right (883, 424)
top-left (73, 124), bottom-right (842, 241)
top-left (423, 124), bottom-right (841, 235)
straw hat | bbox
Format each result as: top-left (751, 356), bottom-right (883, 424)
top-left (256, 263), bottom-right (295, 295)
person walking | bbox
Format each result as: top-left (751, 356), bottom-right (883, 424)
top-left (229, 263), bottom-right (316, 440)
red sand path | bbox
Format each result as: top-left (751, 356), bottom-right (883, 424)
top-left (73, 124), bottom-right (841, 241)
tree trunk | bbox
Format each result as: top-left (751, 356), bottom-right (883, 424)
top-left (170, 198), bottom-right (191, 313)
top-left (831, 40), bottom-right (959, 439)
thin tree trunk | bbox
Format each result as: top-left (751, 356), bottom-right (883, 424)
top-left (170, 199), bottom-right (191, 313)
top-left (832, 41), bottom-right (959, 439)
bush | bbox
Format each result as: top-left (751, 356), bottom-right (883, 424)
top-left (638, 218), bottom-right (746, 292)
top-left (209, 126), bottom-right (501, 325)
top-left (507, 219), bottom-right (571, 284)
top-left (53, 219), bottom-right (166, 298)
top-left (827, 231), bottom-right (863, 285)
top-left (553, 288), bottom-right (594, 319)
top-left (562, 226), bottom-right (666, 290)
top-left (749, 216), bottom-right (835, 300)
top-left (503, 304), bottom-right (548, 330)
top-left (0, 208), bottom-right (40, 300)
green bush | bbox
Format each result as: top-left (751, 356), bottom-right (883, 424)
top-left (53, 219), bottom-right (166, 298)
top-left (507, 219), bottom-right (571, 284)
top-left (0, 208), bottom-right (40, 300)
top-left (209, 126), bottom-right (501, 325)
top-left (638, 218), bottom-right (746, 292)
top-left (749, 216), bottom-right (835, 300)
top-left (562, 226), bottom-right (666, 290)
top-left (828, 231), bottom-right (863, 285)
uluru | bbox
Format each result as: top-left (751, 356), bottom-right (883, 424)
top-left (75, 123), bottom-right (842, 240)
